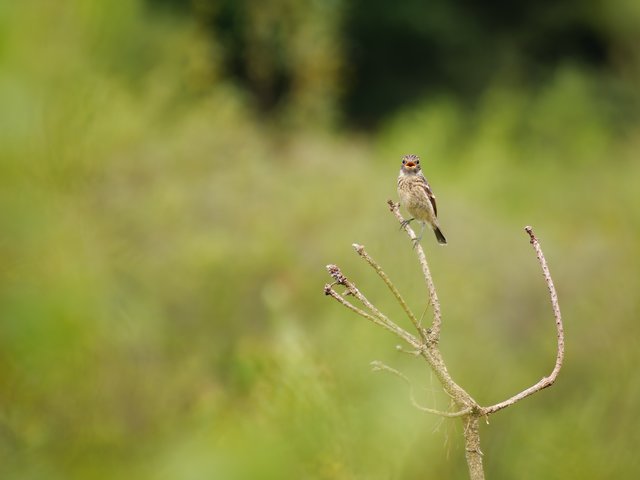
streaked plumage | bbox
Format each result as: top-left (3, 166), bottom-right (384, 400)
top-left (397, 154), bottom-right (447, 245)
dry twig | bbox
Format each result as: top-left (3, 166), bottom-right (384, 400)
top-left (323, 202), bottom-right (564, 480)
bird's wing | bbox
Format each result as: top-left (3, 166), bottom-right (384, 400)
top-left (421, 179), bottom-right (438, 217)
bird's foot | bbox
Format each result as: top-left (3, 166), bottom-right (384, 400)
top-left (400, 218), bottom-right (414, 230)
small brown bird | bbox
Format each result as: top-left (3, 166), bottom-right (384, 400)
top-left (397, 154), bottom-right (447, 245)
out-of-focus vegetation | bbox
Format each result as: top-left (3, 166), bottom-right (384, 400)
top-left (1, 1), bottom-right (640, 478)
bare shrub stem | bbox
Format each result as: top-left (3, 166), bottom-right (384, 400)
top-left (323, 202), bottom-right (565, 480)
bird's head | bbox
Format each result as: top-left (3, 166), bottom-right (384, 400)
top-left (400, 154), bottom-right (421, 174)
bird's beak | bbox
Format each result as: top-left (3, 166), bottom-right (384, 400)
top-left (405, 161), bottom-right (416, 168)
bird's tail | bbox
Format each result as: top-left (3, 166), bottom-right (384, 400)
top-left (433, 227), bottom-right (447, 245)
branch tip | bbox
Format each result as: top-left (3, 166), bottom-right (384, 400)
top-left (326, 264), bottom-right (347, 285)
top-left (370, 360), bottom-right (384, 372)
top-left (524, 225), bottom-right (536, 244)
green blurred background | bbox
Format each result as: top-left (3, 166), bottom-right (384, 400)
top-left (1, 1), bottom-right (639, 478)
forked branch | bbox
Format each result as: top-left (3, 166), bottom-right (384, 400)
top-left (323, 202), bottom-right (564, 480)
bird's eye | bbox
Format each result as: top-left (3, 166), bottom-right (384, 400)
top-left (415, 160), bottom-right (420, 164)
top-left (402, 160), bottom-right (406, 165)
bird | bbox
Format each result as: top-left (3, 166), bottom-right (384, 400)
top-left (397, 154), bottom-right (447, 245)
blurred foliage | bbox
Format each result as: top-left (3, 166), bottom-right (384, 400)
top-left (151, 0), bottom-right (640, 127)
top-left (150, 0), bottom-right (344, 127)
top-left (1, 0), bottom-right (640, 479)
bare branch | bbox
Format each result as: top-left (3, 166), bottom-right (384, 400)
top-left (371, 361), bottom-right (472, 418)
top-left (395, 345), bottom-right (423, 356)
top-left (352, 243), bottom-right (429, 342)
top-left (324, 208), bottom-right (563, 480)
top-left (325, 284), bottom-right (392, 329)
top-left (387, 200), bottom-right (443, 340)
top-left (418, 347), bottom-right (478, 407)
top-left (325, 266), bottom-right (421, 348)
top-left (462, 415), bottom-right (485, 480)
top-left (481, 226), bottom-right (564, 415)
